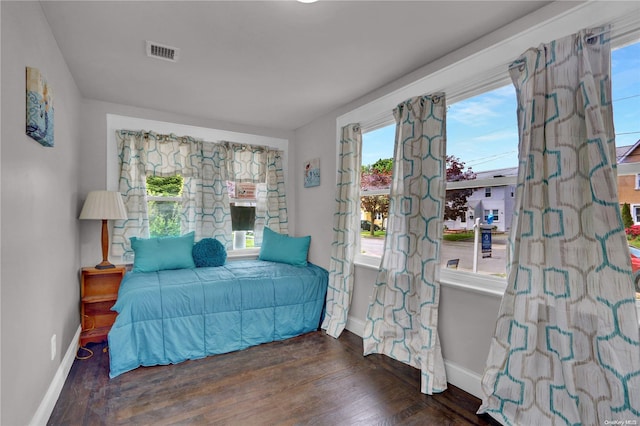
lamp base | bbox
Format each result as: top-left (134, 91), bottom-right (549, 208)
top-left (95, 261), bottom-right (116, 270)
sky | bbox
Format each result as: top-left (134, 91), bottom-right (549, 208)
top-left (363, 40), bottom-right (640, 173)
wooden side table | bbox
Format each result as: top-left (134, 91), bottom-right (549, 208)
top-left (79, 266), bottom-right (126, 346)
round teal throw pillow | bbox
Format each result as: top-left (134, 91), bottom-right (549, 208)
top-left (192, 238), bottom-right (227, 267)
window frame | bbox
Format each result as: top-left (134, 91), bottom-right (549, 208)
top-left (341, 2), bottom-right (640, 310)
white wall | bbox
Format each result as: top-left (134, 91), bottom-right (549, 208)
top-left (1, 2), bottom-right (82, 424)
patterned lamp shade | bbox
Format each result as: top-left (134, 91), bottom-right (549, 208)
top-left (79, 191), bottom-right (127, 220)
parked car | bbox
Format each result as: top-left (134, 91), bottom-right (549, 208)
top-left (361, 220), bottom-right (381, 231)
top-left (629, 246), bottom-right (640, 292)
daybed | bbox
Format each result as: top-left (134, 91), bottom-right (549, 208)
top-left (108, 230), bottom-right (328, 378)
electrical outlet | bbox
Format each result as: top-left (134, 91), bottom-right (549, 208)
top-left (51, 334), bottom-right (56, 361)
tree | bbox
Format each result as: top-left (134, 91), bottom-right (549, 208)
top-left (622, 203), bottom-right (634, 229)
top-left (444, 155), bottom-right (476, 222)
top-left (361, 158), bottom-right (392, 235)
top-left (146, 175), bottom-right (182, 196)
top-left (146, 175), bottom-right (183, 237)
top-left (360, 155), bottom-right (476, 232)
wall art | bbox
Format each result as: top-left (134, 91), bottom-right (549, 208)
top-left (26, 66), bottom-right (54, 147)
top-left (304, 158), bottom-right (320, 188)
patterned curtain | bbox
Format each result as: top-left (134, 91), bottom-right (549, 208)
top-left (225, 142), bottom-right (266, 183)
top-left (112, 130), bottom-right (150, 256)
top-left (199, 142), bottom-right (233, 249)
top-left (255, 149), bottom-right (288, 246)
top-left (112, 131), bottom-right (232, 254)
top-left (322, 123), bottom-right (362, 338)
top-left (225, 142), bottom-right (287, 246)
top-left (478, 29), bottom-right (640, 424)
top-left (363, 93), bottom-right (448, 395)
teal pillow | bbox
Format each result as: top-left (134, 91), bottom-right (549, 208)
top-left (192, 238), bottom-right (227, 267)
top-left (130, 232), bottom-right (196, 272)
top-left (258, 227), bottom-right (310, 266)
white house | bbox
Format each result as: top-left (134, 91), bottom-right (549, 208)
top-left (444, 167), bottom-right (518, 233)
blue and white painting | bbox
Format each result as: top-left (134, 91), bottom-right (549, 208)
top-left (304, 158), bottom-right (320, 188)
top-left (26, 67), bottom-right (54, 147)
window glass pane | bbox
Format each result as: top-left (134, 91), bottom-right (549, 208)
top-left (444, 84), bottom-right (518, 277)
top-left (360, 126), bottom-right (394, 256)
top-left (148, 200), bottom-right (181, 237)
top-left (228, 181), bottom-right (257, 249)
top-left (614, 40), bottom-right (640, 299)
top-left (146, 175), bottom-right (183, 238)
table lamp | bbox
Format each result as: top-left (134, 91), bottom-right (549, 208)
top-left (79, 190), bottom-right (128, 269)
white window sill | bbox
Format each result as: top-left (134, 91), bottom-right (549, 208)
top-left (227, 248), bottom-right (260, 260)
top-left (355, 254), bottom-right (640, 326)
top-left (354, 253), bottom-right (507, 298)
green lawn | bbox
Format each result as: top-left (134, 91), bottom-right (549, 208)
top-left (629, 237), bottom-right (640, 249)
top-left (443, 231), bottom-right (475, 242)
top-left (361, 231), bottom-right (386, 238)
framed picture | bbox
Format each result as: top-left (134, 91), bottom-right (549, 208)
top-left (26, 67), bottom-right (54, 147)
top-left (304, 158), bottom-right (320, 188)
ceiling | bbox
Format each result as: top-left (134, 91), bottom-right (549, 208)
top-left (40, 1), bottom-right (552, 131)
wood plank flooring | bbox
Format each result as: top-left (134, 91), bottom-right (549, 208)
top-left (48, 330), bottom-right (499, 425)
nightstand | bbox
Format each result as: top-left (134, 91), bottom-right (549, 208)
top-left (79, 266), bottom-right (126, 346)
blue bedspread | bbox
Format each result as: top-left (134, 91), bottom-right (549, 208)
top-left (108, 260), bottom-right (328, 378)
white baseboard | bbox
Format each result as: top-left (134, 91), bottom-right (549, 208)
top-left (444, 359), bottom-right (483, 399)
top-left (345, 316), bottom-right (366, 337)
top-left (29, 325), bottom-right (81, 426)
top-left (345, 315), bottom-right (483, 399)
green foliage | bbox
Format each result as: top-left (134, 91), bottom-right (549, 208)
top-left (622, 203), bottom-right (634, 229)
top-left (146, 175), bottom-right (183, 196)
top-left (443, 231), bottom-right (475, 241)
top-left (147, 175), bottom-right (183, 237)
top-left (148, 201), bottom-right (181, 237)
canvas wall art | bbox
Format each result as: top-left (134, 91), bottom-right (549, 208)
top-left (26, 66), bottom-right (54, 147)
top-left (304, 158), bottom-right (320, 188)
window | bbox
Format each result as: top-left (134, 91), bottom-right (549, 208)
top-left (633, 205), bottom-right (640, 224)
top-left (359, 84), bottom-right (518, 278)
top-left (345, 10), bottom-right (640, 310)
top-left (484, 209), bottom-right (499, 223)
top-left (146, 175), bottom-right (183, 237)
top-left (360, 126), bottom-right (394, 257)
top-left (227, 181), bottom-right (257, 250)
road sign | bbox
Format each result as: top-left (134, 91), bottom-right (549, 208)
top-left (481, 227), bottom-right (492, 258)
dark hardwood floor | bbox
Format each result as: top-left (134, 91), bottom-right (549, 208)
top-left (49, 330), bottom-right (498, 425)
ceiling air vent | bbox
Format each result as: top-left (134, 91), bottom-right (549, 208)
top-left (146, 41), bottom-right (180, 62)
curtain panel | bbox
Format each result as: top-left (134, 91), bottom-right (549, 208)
top-left (254, 149), bottom-right (289, 247)
top-left (225, 142), bottom-right (288, 246)
top-left (363, 94), bottom-right (448, 395)
top-left (479, 29), bottom-right (640, 425)
top-left (112, 131), bottom-right (233, 254)
top-left (112, 130), bottom-right (151, 257)
top-left (322, 123), bottom-right (362, 338)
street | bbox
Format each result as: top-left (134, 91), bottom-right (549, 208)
top-left (361, 234), bottom-right (508, 277)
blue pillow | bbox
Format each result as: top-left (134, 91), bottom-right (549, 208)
top-left (258, 227), bottom-right (310, 266)
top-left (192, 238), bottom-right (227, 267)
top-left (130, 232), bottom-right (196, 272)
